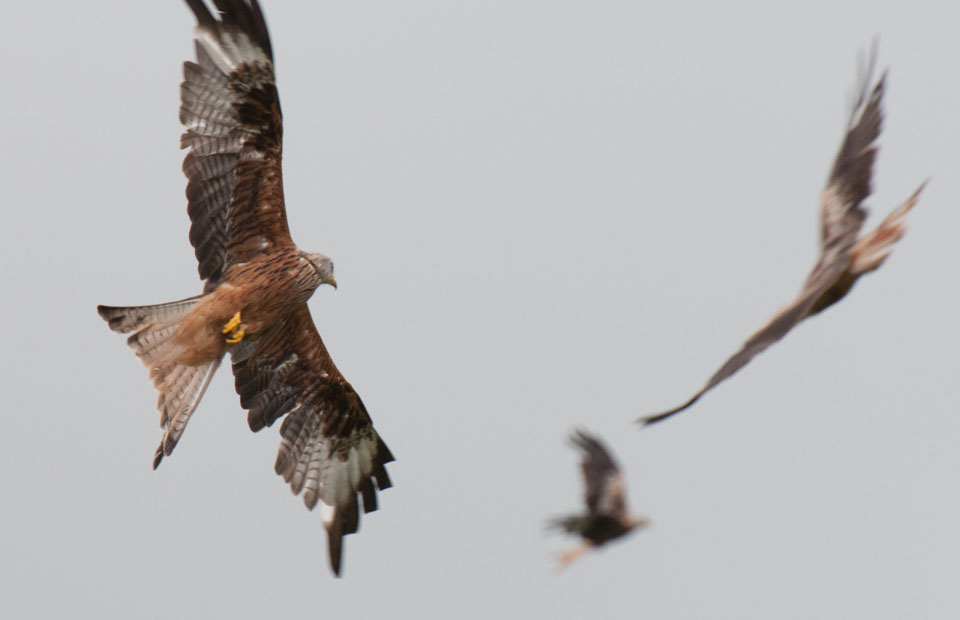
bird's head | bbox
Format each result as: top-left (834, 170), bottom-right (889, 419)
top-left (304, 252), bottom-right (337, 289)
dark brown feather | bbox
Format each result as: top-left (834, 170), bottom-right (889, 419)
top-left (821, 70), bottom-right (884, 248)
top-left (231, 305), bottom-right (394, 576)
top-left (570, 430), bottom-right (627, 519)
top-left (181, 0), bottom-right (290, 290)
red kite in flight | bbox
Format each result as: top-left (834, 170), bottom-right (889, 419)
top-left (550, 430), bottom-right (648, 568)
top-left (641, 54), bottom-right (925, 426)
top-left (98, 0), bottom-right (392, 576)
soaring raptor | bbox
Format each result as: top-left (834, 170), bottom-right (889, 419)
top-left (97, 0), bottom-right (392, 576)
top-left (641, 54), bottom-right (925, 426)
top-left (550, 430), bottom-right (648, 568)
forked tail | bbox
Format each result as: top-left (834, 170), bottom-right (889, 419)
top-left (97, 295), bottom-right (221, 468)
top-left (850, 181), bottom-right (926, 275)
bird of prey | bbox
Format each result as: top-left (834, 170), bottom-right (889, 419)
top-left (640, 54), bottom-right (925, 426)
top-left (550, 430), bottom-right (649, 568)
top-left (97, 0), bottom-right (392, 576)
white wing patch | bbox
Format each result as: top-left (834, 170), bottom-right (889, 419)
top-left (194, 26), bottom-right (271, 76)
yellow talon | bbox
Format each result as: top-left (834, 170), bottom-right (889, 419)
top-left (222, 311), bottom-right (242, 334)
top-left (225, 328), bottom-right (245, 344)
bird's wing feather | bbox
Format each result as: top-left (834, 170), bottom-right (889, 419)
top-left (231, 305), bottom-right (393, 576)
top-left (571, 430), bottom-right (628, 519)
top-left (181, 0), bottom-right (292, 291)
top-left (820, 50), bottom-right (883, 252)
top-left (640, 281), bottom-right (829, 425)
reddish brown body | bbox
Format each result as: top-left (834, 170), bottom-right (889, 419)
top-left (171, 252), bottom-right (317, 366)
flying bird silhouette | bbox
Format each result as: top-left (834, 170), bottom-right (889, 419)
top-left (550, 430), bottom-right (648, 568)
top-left (640, 53), bottom-right (925, 426)
top-left (97, 0), bottom-right (393, 576)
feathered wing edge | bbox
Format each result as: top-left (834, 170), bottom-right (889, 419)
top-left (638, 289), bottom-right (814, 426)
top-left (181, 0), bottom-right (290, 290)
top-left (274, 413), bottom-right (394, 576)
top-left (231, 306), bottom-right (394, 576)
top-left (819, 49), bottom-right (883, 251)
top-left (569, 430), bottom-right (625, 516)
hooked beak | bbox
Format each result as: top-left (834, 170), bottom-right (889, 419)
top-left (329, 276), bottom-right (338, 289)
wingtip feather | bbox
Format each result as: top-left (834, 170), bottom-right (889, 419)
top-left (184, 0), bottom-right (216, 29)
top-left (327, 520), bottom-right (343, 577)
top-left (638, 393), bottom-right (699, 426)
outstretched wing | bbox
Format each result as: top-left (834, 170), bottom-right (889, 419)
top-left (641, 57), bottom-right (887, 426)
top-left (570, 430), bottom-right (628, 519)
top-left (181, 0), bottom-right (292, 291)
top-left (820, 50), bottom-right (882, 253)
top-left (231, 305), bottom-right (393, 576)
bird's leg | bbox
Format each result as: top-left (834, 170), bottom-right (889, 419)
top-left (222, 311), bottom-right (245, 344)
top-left (222, 311), bottom-right (242, 334)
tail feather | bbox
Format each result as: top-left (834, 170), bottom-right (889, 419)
top-left (97, 295), bottom-right (221, 468)
top-left (153, 358), bottom-right (221, 469)
top-left (131, 323), bottom-right (183, 365)
top-left (98, 296), bottom-right (205, 334)
top-left (850, 181), bottom-right (925, 275)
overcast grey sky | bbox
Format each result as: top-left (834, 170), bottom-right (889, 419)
top-left (2, 1), bottom-right (959, 618)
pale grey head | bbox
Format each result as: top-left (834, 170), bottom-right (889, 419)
top-left (303, 251), bottom-right (337, 289)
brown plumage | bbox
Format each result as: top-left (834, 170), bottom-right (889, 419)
top-left (97, 0), bottom-right (392, 577)
top-left (550, 430), bottom-right (648, 568)
top-left (640, 51), bottom-right (926, 426)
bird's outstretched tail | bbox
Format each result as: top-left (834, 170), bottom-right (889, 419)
top-left (97, 296), bottom-right (221, 467)
top-left (850, 181), bottom-right (927, 275)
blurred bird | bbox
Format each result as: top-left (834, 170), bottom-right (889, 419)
top-left (550, 430), bottom-right (649, 568)
top-left (641, 49), bottom-right (926, 426)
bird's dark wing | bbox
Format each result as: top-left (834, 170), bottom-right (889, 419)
top-left (181, 0), bottom-right (292, 291)
top-left (231, 305), bottom-right (394, 576)
top-left (820, 51), bottom-right (882, 253)
top-left (640, 56), bottom-right (888, 426)
top-left (639, 285), bottom-right (827, 425)
top-left (570, 430), bottom-right (628, 519)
